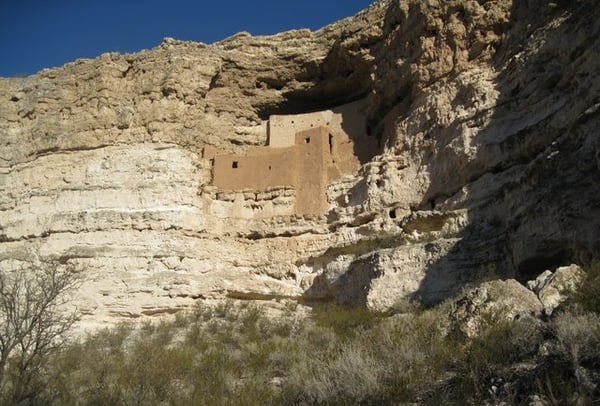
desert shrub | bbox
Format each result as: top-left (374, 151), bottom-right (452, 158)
top-left (551, 311), bottom-right (600, 397)
top-left (23, 284), bottom-right (600, 406)
top-left (444, 315), bottom-right (547, 404)
top-left (566, 261), bottom-right (600, 313)
top-left (518, 310), bottom-right (600, 405)
top-left (50, 325), bottom-right (131, 405)
top-left (284, 341), bottom-right (383, 404)
top-left (43, 300), bottom-right (463, 405)
top-left (281, 305), bottom-right (456, 405)
top-left (311, 303), bottom-right (385, 339)
top-left (441, 308), bottom-right (600, 405)
top-left (280, 304), bottom-right (388, 402)
top-left (553, 311), bottom-right (600, 364)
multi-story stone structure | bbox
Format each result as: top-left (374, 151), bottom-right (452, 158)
top-left (206, 100), bottom-right (376, 215)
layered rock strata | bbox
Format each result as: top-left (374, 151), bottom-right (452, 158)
top-left (1, 0), bottom-right (598, 328)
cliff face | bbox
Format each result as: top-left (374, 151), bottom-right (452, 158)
top-left (1, 0), bottom-right (598, 328)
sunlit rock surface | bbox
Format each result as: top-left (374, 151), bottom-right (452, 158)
top-left (1, 0), bottom-right (598, 329)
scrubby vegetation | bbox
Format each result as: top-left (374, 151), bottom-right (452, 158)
top-left (566, 261), bottom-right (600, 314)
top-left (2, 263), bottom-right (600, 405)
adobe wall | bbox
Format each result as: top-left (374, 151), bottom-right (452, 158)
top-left (202, 145), bottom-right (219, 160)
top-left (212, 127), bottom-right (334, 215)
top-left (294, 127), bottom-right (331, 215)
top-left (213, 147), bottom-right (296, 191)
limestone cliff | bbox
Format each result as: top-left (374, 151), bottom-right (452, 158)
top-left (1, 0), bottom-right (598, 328)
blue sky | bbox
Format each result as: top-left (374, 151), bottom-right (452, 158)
top-left (0, 0), bottom-right (375, 77)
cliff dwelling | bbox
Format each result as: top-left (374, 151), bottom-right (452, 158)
top-left (204, 99), bottom-right (377, 216)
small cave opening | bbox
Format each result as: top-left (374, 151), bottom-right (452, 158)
top-left (389, 209), bottom-right (397, 219)
top-left (255, 78), bottom-right (285, 91)
top-left (516, 250), bottom-right (570, 283)
top-left (232, 161), bottom-right (239, 169)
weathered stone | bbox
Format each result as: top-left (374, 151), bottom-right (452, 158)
top-left (528, 264), bottom-right (585, 316)
top-left (1, 0), bottom-right (599, 330)
top-left (449, 279), bottom-right (544, 338)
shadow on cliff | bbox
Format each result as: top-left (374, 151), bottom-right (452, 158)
top-left (254, 32), bottom-right (383, 166)
top-left (412, 0), bottom-right (600, 304)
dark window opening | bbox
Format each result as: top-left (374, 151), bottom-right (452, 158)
top-left (268, 165), bottom-right (272, 170)
top-left (232, 161), bottom-right (239, 169)
top-left (389, 209), bottom-right (397, 219)
top-left (305, 137), bottom-right (311, 144)
top-left (329, 134), bottom-right (334, 155)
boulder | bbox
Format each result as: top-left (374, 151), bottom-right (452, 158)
top-left (449, 279), bottom-right (543, 338)
top-left (527, 264), bottom-right (585, 316)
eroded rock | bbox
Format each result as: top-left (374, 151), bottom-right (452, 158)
top-left (1, 0), bottom-right (599, 329)
top-left (449, 279), bottom-right (544, 338)
top-left (528, 264), bottom-right (585, 316)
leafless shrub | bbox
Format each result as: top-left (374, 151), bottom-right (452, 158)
top-left (0, 261), bottom-right (79, 404)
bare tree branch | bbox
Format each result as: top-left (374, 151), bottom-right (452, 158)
top-left (0, 261), bottom-right (80, 403)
